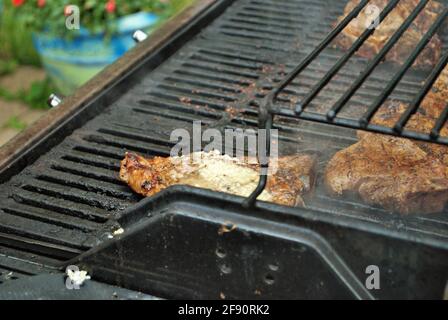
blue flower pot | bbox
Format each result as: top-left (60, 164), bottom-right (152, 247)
top-left (33, 12), bottom-right (159, 95)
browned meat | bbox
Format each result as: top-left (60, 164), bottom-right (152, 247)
top-left (366, 100), bottom-right (440, 137)
top-left (364, 67), bottom-right (447, 120)
top-left (334, 0), bottom-right (443, 69)
top-left (120, 150), bottom-right (317, 207)
top-left (367, 101), bottom-right (448, 165)
top-left (420, 66), bottom-right (448, 118)
top-left (417, 89), bottom-right (447, 119)
top-left (325, 102), bottom-right (448, 214)
top-left (434, 66), bottom-right (448, 100)
top-left (325, 133), bottom-right (448, 214)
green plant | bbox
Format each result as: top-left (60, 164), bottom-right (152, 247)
top-left (0, 78), bottom-right (55, 109)
top-left (9, 0), bottom-right (174, 38)
top-left (0, 85), bottom-right (17, 100)
top-left (5, 116), bottom-right (27, 130)
top-left (0, 59), bottom-right (18, 76)
top-left (22, 78), bottom-right (55, 109)
top-left (0, 3), bottom-right (41, 65)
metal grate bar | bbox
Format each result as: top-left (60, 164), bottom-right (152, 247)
top-left (268, 0), bottom-right (370, 103)
top-left (295, 0), bottom-right (401, 114)
top-left (327, 0), bottom-right (430, 120)
top-left (360, 7), bottom-right (448, 126)
top-left (432, 97), bottom-right (448, 138)
top-left (245, 0), bottom-right (448, 207)
top-left (396, 51), bottom-right (448, 135)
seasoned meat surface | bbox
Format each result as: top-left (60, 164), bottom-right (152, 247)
top-left (334, 0), bottom-right (443, 68)
top-left (325, 102), bottom-right (448, 214)
top-left (434, 66), bottom-right (448, 100)
top-left (418, 89), bottom-right (447, 118)
top-left (120, 151), bottom-right (317, 207)
top-left (325, 133), bottom-right (448, 214)
top-left (326, 0), bottom-right (448, 214)
top-left (368, 102), bottom-right (448, 165)
top-left (421, 66), bottom-right (448, 118)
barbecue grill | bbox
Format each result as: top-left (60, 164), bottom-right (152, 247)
top-left (0, 0), bottom-right (448, 299)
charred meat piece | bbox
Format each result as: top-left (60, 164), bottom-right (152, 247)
top-left (334, 0), bottom-right (443, 69)
top-left (420, 66), bottom-right (448, 118)
top-left (369, 67), bottom-right (447, 120)
top-left (120, 151), bottom-right (317, 207)
top-left (325, 133), bottom-right (448, 214)
top-left (433, 66), bottom-right (448, 101)
top-left (325, 102), bottom-right (448, 214)
top-left (367, 101), bottom-right (448, 165)
top-left (417, 89), bottom-right (447, 119)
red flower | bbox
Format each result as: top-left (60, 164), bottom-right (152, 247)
top-left (37, 0), bottom-right (45, 7)
top-left (105, 0), bottom-right (116, 13)
top-left (12, 0), bottom-right (25, 7)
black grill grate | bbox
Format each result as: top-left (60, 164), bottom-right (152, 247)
top-left (0, 0), bottom-right (448, 276)
top-left (243, 0), bottom-right (448, 206)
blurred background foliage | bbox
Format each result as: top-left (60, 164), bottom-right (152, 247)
top-left (0, 0), bottom-right (195, 140)
top-left (0, 0), bottom-right (195, 68)
top-left (0, 4), bottom-right (41, 67)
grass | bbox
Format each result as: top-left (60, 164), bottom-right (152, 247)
top-left (0, 85), bottom-right (16, 100)
top-left (22, 79), bottom-right (56, 109)
top-left (0, 59), bottom-right (18, 76)
top-left (4, 116), bottom-right (27, 131)
top-left (0, 78), bottom-right (55, 109)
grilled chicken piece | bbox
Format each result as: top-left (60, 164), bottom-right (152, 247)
top-left (120, 151), bottom-right (317, 207)
top-left (334, 0), bottom-right (443, 69)
top-left (325, 102), bottom-right (448, 214)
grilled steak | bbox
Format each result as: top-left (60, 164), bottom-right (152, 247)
top-left (325, 102), bottom-right (448, 214)
top-left (120, 150), bottom-right (317, 206)
top-left (334, 0), bottom-right (443, 68)
top-left (434, 66), bottom-right (448, 100)
top-left (420, 66), bottom-right (448, 118)
top-left (417, 89), bottom-right (447, 118)
top-left (325, 133), bottom-right (448, 214)
top-left (366, 102), bottom-right (448, 164)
